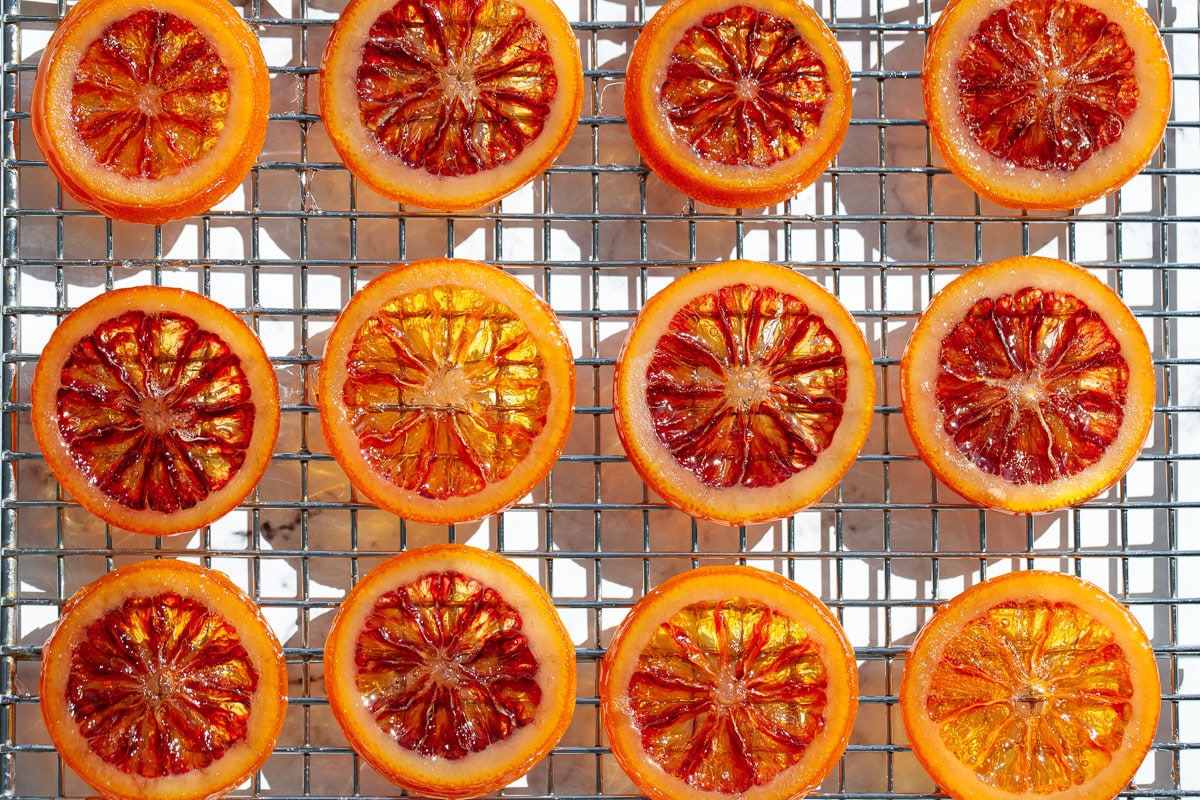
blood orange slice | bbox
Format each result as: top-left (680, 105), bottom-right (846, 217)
top-left (613, 260), bottom-right (875, 525)
top-left (316, 259), bottom-right (575, 524)
top-left (600, 565), bottom-right (858, 800)
top-left (900, 256), bottom-right (1155, 512)
top-left (319, 0), bottom-right (583, 211)
top-left (31, 286), bottom-right (280, 535)
top-left (30, 0), bottom-right (270, 224)
top-left (624, 0), bottom-right (852, 209)
top-left (323, 544), bottom-right (576, 799)
top-left (901, 570), bottom-right (1160, 800)
top-left (40, 559), bottom-right (288, 800)
top-left (923, 0), bottom-right (1172, 210)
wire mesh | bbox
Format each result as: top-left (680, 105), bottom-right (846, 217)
top-left (3, 0), bottom-right (1199, 797)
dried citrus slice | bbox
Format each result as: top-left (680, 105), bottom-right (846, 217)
top-left (317, 259), bottom-right (575, 524)
top-left (324, 544), bottom-right (576, 798)
top-left (613, 260), bottom-right (874, 525)
top-left (900, 256), bottom-right (1154, 512)
top-left (600, 565), bottom-right (858, 800)
top-left (624, 0), bottom-right (852, 208)
top-left (319, 0), bottom-right (583, 210)
top-left (923, 0), bottom-right (1172, 209)
top-left (901, 570), bottom-right (1160, 800)
top-left (40, 559), bottom-right (288, 800)
top-left (30, 286), bottom-right (280, 535)
top-left (30, 0), bottom-right (269, 224)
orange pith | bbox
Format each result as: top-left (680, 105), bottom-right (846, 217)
top-left (72, 10), bottom-right (231, 180)
top-left (957, 0), bottom-right (1136, 172)
top-left (647, 283), bottom-right (848, 489)
top-left (661, 5), bottom-right (831, 168)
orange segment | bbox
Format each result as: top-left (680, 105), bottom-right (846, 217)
top-left (31, 0), bottom-right (269, 224)
top-left (922, 0), bottom-right (1171, 209)
top-left (624, 0), bottom-right (851, 208)
top-left (31, 286), bottom-right (280, 535)
top-left (319, 0), bottom-right (583, 210)
top-left (324, 544), bottom-right (576, 799)
top-left (900, 256), bottom-right (1154, 512)
top-left (601, 566), bottom-right (858, 800)
top-left (614, 260), bottom-right (874, 525)
top-left (901, 570), bottom-right (1160, 800)
top-left (40, 560), bottom-right (288, 800)
top-left (317, 259), bottom-right (575, 524)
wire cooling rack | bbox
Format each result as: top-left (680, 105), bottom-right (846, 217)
top-left (3, 0), bottom-right (1200, 797)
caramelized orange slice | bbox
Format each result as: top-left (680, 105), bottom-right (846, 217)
top-left (901, 570), bottom-right (1160, 800)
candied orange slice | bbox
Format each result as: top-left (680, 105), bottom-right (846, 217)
top-left (319, 0), bottom-right (583, 210)
top-left (40, 559), bottom-right (288, 800)
top-left (901, 570), bottom-right (1160, 800)
top-left (30, 286), bottom-right (280, 535)
top-left (31, 0), bottom-right (269, 224)
top-left (900, 256), bottom-right (1155, 512)
top-left (601, 565), bottom-right (858, 800)
top-left (613, 260), bottom-right (874, 525)
top-left (624, 0), bottom-right (852, 208)
top-left (323, 544), bottom-right (576, 798)
top-left (317, 259), bottom-right (575, 523)
top-left (923, 0), bottom-right (1172, 209)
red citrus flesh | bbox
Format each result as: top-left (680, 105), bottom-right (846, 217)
top-left (936, 287), bottom-right (1127, 485)
top-left (55, 309), bottom-right (257, 514)
top-left (628, 597), bottom-right (829, 793)
top-left (354, 570), bottom-right (540, 759)
top-left (72, 10), bottom-right (231, 179)
top-left (661, 5), bottom-right (831, 168)
top-left (646, 283), bottom-right (848, 490)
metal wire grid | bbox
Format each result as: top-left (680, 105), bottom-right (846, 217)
top-left (2, 0), bottom-right (1200, 797)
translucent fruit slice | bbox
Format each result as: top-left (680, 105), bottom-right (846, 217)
top-left (613, 260), bottom-right (874, 525)
top-left (624, 0), bottom-right (852, 208)
top-left (900, 256), bottom-right (1155, 512)
top-left (922, 0), bottom-right (1171, 209)
top-left (31, 286), bottom-right (280, 535)
top-left (319, 0), bottom-right (583, 210)
top-left (901, 570), bottom-right (1160, 800)
top-left (323, 544), bottom-right (576, 799)
top-left (600, 566), bottom-right (858, 800)
top-left (30, 0), bottom-right (269, 224)
top-left (317, 259), bottom-right (575, 524)
top-left (40, 560), bottom-right (287, 800)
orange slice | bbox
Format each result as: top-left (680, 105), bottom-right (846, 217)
top-left (316, 259), bottom-right (575, 524)
top-left (31, 286), bottom-right (280, 535)
top-left (900, 256), bottom-right (1155, 512)
top-left (31, 0), bottom-right (270, 224)
top-left (901, 570), bottom-right (1160, 800)
top-left (600, 565), bottom-right (858, 800)
top-left (613, 260), bottom-right (875, 525)
top-left (323, 544), bottom-right (576, 799)
top-left (624, 0), bottom-right (852, 208)
top-left (319, 0), bottom-right (583, 211)
top-left (923, 0), bottom-right (1172, 209)
top-left (40, 559), bottom-right (288, 800)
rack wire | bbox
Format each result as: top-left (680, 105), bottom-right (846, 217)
top-left (3, 0), bottom-right (1199, 797)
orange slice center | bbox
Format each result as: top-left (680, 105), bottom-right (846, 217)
top-left (353, 571), bottom-right (541, 759)
top-left (935, 287), bottom-right (1129, 485)
top-left (628, 597), bottom-right (828, 793)
top-left (957, 0), bottom-right (1138, 172)
top-left (341, 284), bottom-right (550, 500)
top-left (71, 10), bottom-right (232, 179)
top-left (646, 283), bottom-right (848, 489)
top-left (661, 5), bottom-right (831, 168)
top-left (67, 593), bottom-right (257, 777)
top-left (357, 0), bottom-right (559, 177)
top-left (924, 599), bottom-right (1134, 793)
top-left (55, 310), bottom-right (257, 513)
